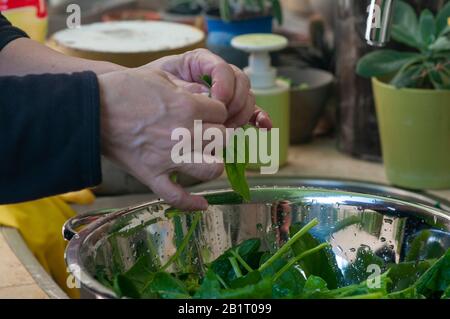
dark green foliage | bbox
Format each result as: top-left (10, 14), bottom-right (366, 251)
top-left (290, 222), bottom-right (342, 289)
top-left (414, 249), bottom-right (450, 298)
top-left (97, 214), bottom-right (450, 299)
top-left (223, 134), bottom-right (251, 202)
top-left (387, 259), bottom-right (436, 292)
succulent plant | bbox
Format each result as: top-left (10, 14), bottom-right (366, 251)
top-left (357, 0), bottom-right (450, 90)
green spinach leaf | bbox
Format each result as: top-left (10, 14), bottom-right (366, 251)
top-left (201, 74), bottom-right (251, 202)
top-left (290, 223), bottom-right (342, 289)
top-left (415, 249), bottom-right (450, 298)
top-left (224, 133), bottom-right (251, 202)
top-left (113, 255), bottom-right (157, 298)
top-left (387, 259), bottom-right (435, 292)
top-left (142, 272), bottom-right (190, 299)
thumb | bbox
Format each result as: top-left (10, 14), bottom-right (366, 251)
top-left (148, 174), bottom-right (208, 211)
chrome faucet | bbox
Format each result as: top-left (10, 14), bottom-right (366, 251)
top-left (365, 0), bottom-right (396, 47)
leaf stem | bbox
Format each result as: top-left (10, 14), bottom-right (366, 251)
top-left (215, 273), bottom-right (229, 289)
top-left (273, 243), bottom-right (329, 282)
top-left (228, 257), bottom-right (243, 278)
top-left (161, 213), bottom-right (201, 271)
top-left (258, 218), bottom-right (319, 272)
top-left (230, 250), bottom-right (253, 273)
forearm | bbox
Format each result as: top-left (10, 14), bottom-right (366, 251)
top-left (0, 37), bottom-right (125, 76)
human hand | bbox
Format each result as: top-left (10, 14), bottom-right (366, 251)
top-left (98, 68), bottom-right (228, 211)
top-left (145, 49), bottom-right (272, 130)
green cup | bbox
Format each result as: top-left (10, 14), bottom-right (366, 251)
top-left (372, 78), bottom-right (450, 190)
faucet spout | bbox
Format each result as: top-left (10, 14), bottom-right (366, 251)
top-left (365, 0), bottom-right (396, 47)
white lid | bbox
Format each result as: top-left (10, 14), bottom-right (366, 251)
top-left (52, 21), bottom-right (205, 53)
top-left (231, 34), bottom-right (288, 89)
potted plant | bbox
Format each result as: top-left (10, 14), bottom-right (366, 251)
top-left (357, 1), bottom-right (450, 190)
top-left (203, 0), bottom-right (283, 67)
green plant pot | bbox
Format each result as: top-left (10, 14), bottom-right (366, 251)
top-left (372, 78), bottom-right (450, 190)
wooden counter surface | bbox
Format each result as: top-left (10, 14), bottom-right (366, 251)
top-left (0, 231), bottom-right (48, 299)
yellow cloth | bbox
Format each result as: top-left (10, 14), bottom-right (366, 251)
top-left (0, 190), bottom-right (95, 299)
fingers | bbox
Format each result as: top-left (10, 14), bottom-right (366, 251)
top-left (249, 107), bottom-right (273, 130)
top-left (185, 57), bottom-right (255, 127)
top-left (153, 49), bottom-right (257, 127)
top-left (178, 160), bottom-right (225, 182)
top-left (149, 175), bottom-right (209, 211)
top-left (188, 93), bottom-right (228, 124)
top-left (172, 49), bottom-right (237, 104)
top-left (190, 53), bottom-right (255, 126)
top-left (201, 123), bottom-right (227, 148)
top-left (226, 65), bottom-right (252, 118)
top-left (209, 62), bottom-right (236, 104)
top-left (225, 91), bottom-right (256, 128)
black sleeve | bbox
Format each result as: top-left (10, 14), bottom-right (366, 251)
top-left (0, 72), bottom-right (102, 204)
top-left (0, 12), bottom-right (28, 50)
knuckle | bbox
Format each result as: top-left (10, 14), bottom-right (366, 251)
top-left (152, 68), bottom-right (165, 77)
top-left (230, 64), bottom-right (241, 73)
top-left (192, 48), bottom-right (218, 61)
top-left (152, 69), bottom-right (170, 80)
top-left (193, 48), bottom-right (209, 55)
top-left (231, 65), bottom-right (249, 83)
top-left (238, 72), bottom-right (251, 90)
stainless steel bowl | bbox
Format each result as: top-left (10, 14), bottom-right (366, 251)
top-left (64, 187), bottom-right (450, 299)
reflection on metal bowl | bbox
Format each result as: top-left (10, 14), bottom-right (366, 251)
top-left (64, 186), bottom-right (450, 299)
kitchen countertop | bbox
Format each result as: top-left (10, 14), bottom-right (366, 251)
top-left (0, 230), bottom-right (49, 299)
top-left (1, 137), bottom-right (449, 298)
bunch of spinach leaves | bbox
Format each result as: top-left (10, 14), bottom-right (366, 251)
top-left (98, 217), bottom-right (450, 299)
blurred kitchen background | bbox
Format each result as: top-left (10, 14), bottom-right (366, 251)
top-left (45, 0), bottom-right (446, 192)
